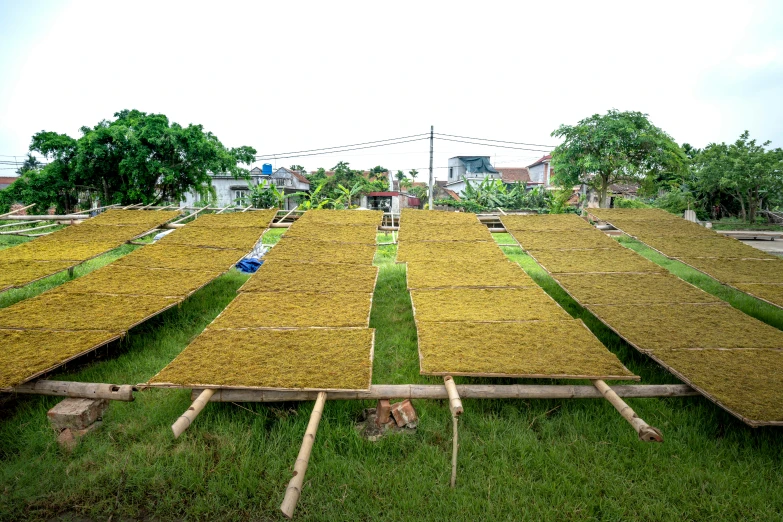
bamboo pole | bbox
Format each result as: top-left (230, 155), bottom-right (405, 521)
top-left (169, 206), bottom-right (209, 225)
top-left (162, 223), bottom-right (186, 229)
top-left (241, 204), bottom-right (253, 212)
top-left (443, 376), bottom-right (463, 416)
top-left (451, 416), bottom-right (459, 488)
top-left (0, 222), bottom-right (61, 235)
top-left (0, 203), bottom-right (36, 218)
top-left (11, 380), bottom-right (134, 401)
top-left (171, 388), bottom-right (215, 438)
top-left (0, 219), bottom-right (44, 229)
top-left (280, 392), bottom-right (327, 519)
top-left (270, 222), bottom-right (292, 228)
top-left (592, 380), bottom-right (663, 442)
top-left (277, 205), bottom-right (299, 223)
top-left (190, 384), bottom-right (697, 402)
top-left (1, 214), bottom-right (89, 221)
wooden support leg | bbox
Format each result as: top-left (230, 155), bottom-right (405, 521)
top-left (171, 389), bottom-right (215, 439)
top-left (443, 376), bottom-right (463, 416)
top-left (443, 376), bottom-right (462, 488)
top-left (592, 380), bottom-right (663, 442)
top-left (280, 392), bottom-right (327, 519)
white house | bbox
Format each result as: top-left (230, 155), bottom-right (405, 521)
top-left (527, 155), bottom-right (553, 186)
top-left (444, 156), bottom-right (533, 197)
top-left (181, 166), bottom-right (309, 209)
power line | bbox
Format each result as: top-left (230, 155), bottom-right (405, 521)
top-left (435, 137), bottom-right (552, 153)
top-left (254, 134), bottom-right (429, 160)
top-left (254, 137), bottom-right (430, 161)
top-left (434, 133), bottom-right (557, 149)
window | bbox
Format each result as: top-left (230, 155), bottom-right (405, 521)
top-left (449, 167), bottom-right (454, 179)
top-left (234, 189), bottom-right (248, 205)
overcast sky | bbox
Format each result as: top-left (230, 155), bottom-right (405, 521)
top-left (1, 0), bottom-right (781, 179)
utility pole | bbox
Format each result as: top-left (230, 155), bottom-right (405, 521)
top-left (428, 125), bottom-right (434, 210)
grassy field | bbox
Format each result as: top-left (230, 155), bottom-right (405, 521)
top-left (1, 231), bottom-right (783, 520)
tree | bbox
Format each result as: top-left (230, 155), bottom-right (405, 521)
top-left (292, 178), bottom-right (332, 210)
top-left (395, 170), bottom-right (406, 183)
top-left (369, 165), bottom-right (389, 181)
top-left (551, 109), bottom-right (686, 207)
top-left (289, 164), bottom-right (306, 173)
top-left (408, 169), bottom-right (419, 182)
top-left (5, 109), bottom-right (256, 212)
top-left (248, 182), bottom-right (285, 209)
top-left (15, 154), bottom-right (41, 175)
top-left (694, 131), bottom-right (783, 222)
top-left (336, 182), bottom-right (363, 208)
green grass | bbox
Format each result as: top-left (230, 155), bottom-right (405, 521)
top-left (1, 233), bottom-right (783, 520)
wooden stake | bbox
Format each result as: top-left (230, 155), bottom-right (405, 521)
top-left (443, 376), bottom-right (463, 416)
top-left (451, 415), bottom-right (459, 488)
top-left (171, 388), bottom-right (215, 438)
top-left (592, 380), bottom-right (663, 442)
top-left (280, 392), bottom-right (327, 519)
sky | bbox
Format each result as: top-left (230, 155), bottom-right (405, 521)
top-left (1, 0), bottom-right (782, 180)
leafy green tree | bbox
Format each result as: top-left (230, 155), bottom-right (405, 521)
top-left (395, 170), bottom-right (406, 183)
top-left (693, 131), bottom-right (783, 222)
top-left (15, 154), bottom-right (41, 175)
top-left (408, 169), bottom-right (419, 182)
top-left (336, 182), bottom-right (364, 208)
top-left (4, 110), bottom-right (256, 212)
top-left (369, 165), bottom-right (389, 181)
top-left (289, 164), bottom-right (306, 173)
top-left (551, 109), bottom-right (686, 207)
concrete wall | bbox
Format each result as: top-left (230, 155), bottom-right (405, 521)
top-left (447, 157), bottom-right (466, 183)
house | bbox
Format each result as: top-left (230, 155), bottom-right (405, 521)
top-left (444, 157), bottom-right (534, 197)
top-left (527, 155), bottom-right (553, 186)
top-left (444, 156), bottom-right (501, 196)
top-left (180, 165), bottom-right (309, 210)
top-left (0, 176), bottom-right (18, 190)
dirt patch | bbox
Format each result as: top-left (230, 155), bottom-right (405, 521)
top-left (356, 407), bottom-right (417, 441)
top-left (405, 260), bottom-right (534, 289)
top-left (501, 214), bottom-right (594, 232)
top-left (148, 327), bottom-right (374, 390)
top-left (528, 248), bottom-right (665, 274)
top-left (651, 348), bottom-right (783, 422)
top-left (397, 241), bottom-right (508, 264)
top-left (296, 209), bottom-right (383, 226)
top-left (113, 244), bottom-right (245, 271)
top-left (157, 226), bottom-right (265, 250)
top-left (417, 320), bottom-right (636, 379)
top-left (411, 288), bottom-right (569, 322)
top-left (241, 261), bottom-right (378, 294)
top-left (282, 223), bottom-right (379, 244)
top-left (0, 329), bottom-right (120, 389)
top-left (185, 210), bottom-right (277, 228)
top-left (556, 273), bottom-right (721, 305)
top-left (587, 303), bottom-right (783, 351)
top-left (0, 292), bottom-right (178, 331)
top-left (265, 239), bottom-right (377, 265)
top-left (60, 265), bottom-right (222, 297)
top-left (213, 292), bottom-right (373, 328)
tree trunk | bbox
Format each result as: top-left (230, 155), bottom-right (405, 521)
top-left (599, 174), bottom-right (610, 208)
top-left (102, 177), bottom-right (109, 205)
top-left (736, 190), bottom-right (746, 221)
